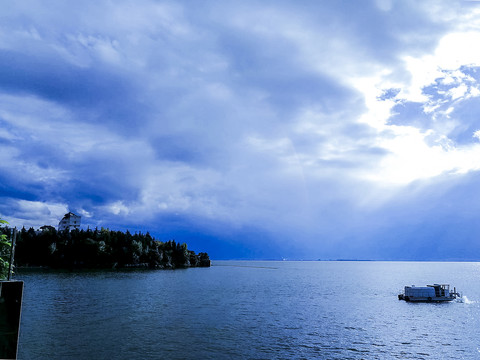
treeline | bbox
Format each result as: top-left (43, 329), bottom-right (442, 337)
top-left (0, 227), bottom-right (210, 270)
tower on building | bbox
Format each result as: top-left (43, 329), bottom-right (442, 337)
top-left (58, 212), bottom-right (81, 232)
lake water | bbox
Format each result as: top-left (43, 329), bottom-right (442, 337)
top-left (15, 261), bottom-right (480, 359)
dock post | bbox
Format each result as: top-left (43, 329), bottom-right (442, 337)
top-left (7, 228), bottom-right (16, 281)
top-left (0, 280), bottom-right (23, 359)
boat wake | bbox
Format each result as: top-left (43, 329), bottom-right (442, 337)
top-left (457, 296), bottom-right (475, 304)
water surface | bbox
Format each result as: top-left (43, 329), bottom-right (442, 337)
top-left (16, 261), bottom-right (480, 359)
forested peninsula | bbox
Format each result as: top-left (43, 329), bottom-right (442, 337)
top-left (0, 227), bottom-right (210, 270)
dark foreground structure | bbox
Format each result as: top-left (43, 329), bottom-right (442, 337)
top-left (0, 281), bottom-right (23, 360)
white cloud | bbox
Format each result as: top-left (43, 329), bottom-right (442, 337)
top-left (375, 0), bottom-right (393, 12)
top-left (348, 25), bottom-right (480, 185)
top-left (0, 200), bottom-right (68, 228)
top-left (400, 32), bottom-right (480, 104)
top-left (105, 201), bottom-right (130, 216)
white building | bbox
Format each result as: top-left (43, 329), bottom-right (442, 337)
top-left (58, 212), bottom-right (81, 231)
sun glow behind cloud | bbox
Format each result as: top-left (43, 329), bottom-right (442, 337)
top-left (351, 27), bottom-right (480, 185)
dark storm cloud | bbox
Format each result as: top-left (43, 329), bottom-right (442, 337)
top-left (0, 50), bottom-right (127, 105)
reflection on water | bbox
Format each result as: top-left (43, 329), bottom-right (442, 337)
top-left (16, 262), bottom-right (480, 359)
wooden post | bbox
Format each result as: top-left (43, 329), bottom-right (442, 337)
top-left (7, 228), bottom-right (16, 281)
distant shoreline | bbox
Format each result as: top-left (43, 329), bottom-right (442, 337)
top-left (210, 259), bottom-right (480, 262)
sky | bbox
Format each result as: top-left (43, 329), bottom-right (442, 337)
top-left (2, 0), bottom-right (480, 260)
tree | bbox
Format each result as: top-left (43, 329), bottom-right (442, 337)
top-left (0, 219), bottom-right (11, 279)
top-left (11, 225), bottom-right (210, 269)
